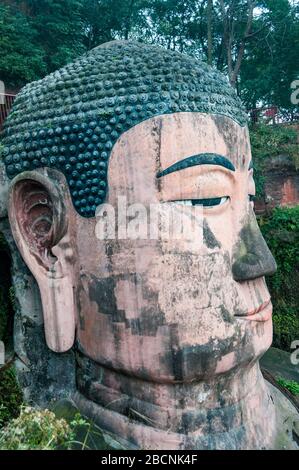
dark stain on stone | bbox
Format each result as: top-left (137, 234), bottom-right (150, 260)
top-left (232, 216), bottom-right (277, 281)
top-left (89, 272), bottom-right (166, 336)
top-left (168, 324), bottom-right (184, 382)
top-left (211, 114), bottom-right (241, 160)
top-left (220, 305), bottom-right (234, 324)
top-left (203, 219), bottom-right (221, 249)
top-left (89, 274), bottom-right (125, 322)
top-left (76, 281), bottom-right (85, 330)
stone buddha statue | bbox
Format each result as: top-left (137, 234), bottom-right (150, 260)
top-left (1, 41), bottom-right (298, 449)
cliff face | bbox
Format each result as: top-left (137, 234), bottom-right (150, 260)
top-left (255, 155), bottom-right (299, 214)
top-left (252, 123), bottom-right (299, 214)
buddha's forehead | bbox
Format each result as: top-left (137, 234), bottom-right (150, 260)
top-left (109, 112), bottom-right (251, 177)
top-left (160, 113), bottom-right (251, 171)
top-left (2, 41), bottom-right (248, 217)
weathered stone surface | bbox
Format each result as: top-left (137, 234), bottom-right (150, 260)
top-left (255, 155), bottom-right (299, 214)
top-left (0, 40), bottom-right (298, 450)
top-left (0, 218), bottom-right (75, 407)
top-left (0, 161), bottom-right (8, 218)
top-left (268, 383), bottom-right (299, 450)
top-left (2, 41), bottom-right (247, 218)
top-left (261, 347), bottom-right (299, 383)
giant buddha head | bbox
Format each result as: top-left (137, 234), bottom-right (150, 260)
top-left (1, 41), bottom-right (288, 450)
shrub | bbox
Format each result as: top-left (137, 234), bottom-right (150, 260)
top-left (258, 206), bottom-right (299, 350)
top-left (250, 123), bottom-right (298, 197)
top-left (250, 123), bottom-right (298, 166)
top-left (277, 378), bottom-right (299, 395)
top-left (0, 367), bottom-right (23, 428)
top-left (0, 406), bottom-right (74, 450)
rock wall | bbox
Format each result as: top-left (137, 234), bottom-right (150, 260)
top-left (255, 154), bottom-right (299, 214)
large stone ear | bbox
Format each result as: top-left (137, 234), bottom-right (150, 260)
top-left (8, 169), bottom-right (77, 352)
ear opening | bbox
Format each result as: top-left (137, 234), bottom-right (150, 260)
top-left (10, 172), bottom-right (68, 266)
top-left (13, 179), bottom-right (56, 264)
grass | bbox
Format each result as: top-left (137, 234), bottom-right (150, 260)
top-left (277, 378), bottom-right (299, 396)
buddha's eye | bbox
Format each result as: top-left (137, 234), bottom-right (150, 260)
top-left (174, 196), bottom-right (229, 208)
top-left (249, 195), bottom-right (255, 202)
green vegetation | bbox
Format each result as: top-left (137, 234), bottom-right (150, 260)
top-left (250, 123), bottom-right (299, 168)
top-left (249, 124), bottom-right (299, 351)
top-left (250, 123), bottom-right (298, 198)
top-left (277, 378), bottom-right (299, 396)
top-left (0, 1), bottom-right (83, 88)
top-left (0, 403), bottom-right (115, 450)
top-left (258, 206), bottom-right (299, 351)
top-left (0, 406), bottom-right (76, 450)
top-left (240, 0), bottom-right (299, 116)
top-left (0, 367), bottom-right (23, 428)
top-left (0, 0), bottom-right (298, 122)
top-left (0, 232), bottom-right (10, 343)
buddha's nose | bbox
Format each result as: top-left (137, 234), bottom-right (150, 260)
top-left (232, 214), bottom-right (277, 282)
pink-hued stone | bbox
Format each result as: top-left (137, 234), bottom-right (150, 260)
top-left (7, 113), bottom-right (296, 449)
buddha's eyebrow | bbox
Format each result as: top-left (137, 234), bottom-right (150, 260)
top-left (157, 153), bottom-right (235, 178)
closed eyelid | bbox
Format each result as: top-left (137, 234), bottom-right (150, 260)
top-left (160, 166), bottom-right (236, 184)
top-left (159, 168), bottom-right (234, 201)
top-left (195, 168), bottom-right (235, 180)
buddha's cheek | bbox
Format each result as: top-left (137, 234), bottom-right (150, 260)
top-left (145, 251), bottom-right (245, 347)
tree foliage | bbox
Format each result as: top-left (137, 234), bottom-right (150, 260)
top-left (23, 0), bottom-right (85, 71)
top-left (0, 3), bottom-right (45, 87)
top-left (0, 0), bottom-right (298, 117)
top-left (240, 0), bottom-right (299, 115)
top-left (259, 206), bottom-right (299, 350)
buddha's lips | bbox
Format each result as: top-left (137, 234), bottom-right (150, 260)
top-left (235, 299), bottom-right (272, 322)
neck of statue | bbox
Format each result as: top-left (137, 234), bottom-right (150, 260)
top-left (75, 354), bottom-right (277, 449)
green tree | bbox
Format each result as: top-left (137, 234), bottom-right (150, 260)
top-left (240, 0), bottom-right (299, 117)
top-left (1, 0), bottom-right (299, 112)
top-left (0, 0), bottom-right (86, 88)
top-left (81, 0), bottom-right (148, 49)
top-left (21, 0), bottom-right (85, 72)
top-left (259, 206), bottom-right (299, 351)
top-left (0, 3), bottom-right (45, 88)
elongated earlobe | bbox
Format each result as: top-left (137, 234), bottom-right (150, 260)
top-left (8, 169), bottom-right (77, 352)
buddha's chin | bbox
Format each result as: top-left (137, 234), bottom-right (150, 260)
top-left (215, 319), bottom-right (273, 378)
top-left (185, 318), bottom-right (272, 381)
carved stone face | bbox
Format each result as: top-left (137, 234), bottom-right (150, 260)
top-left (8, 112), bottom-right (276, 376)
top-left (4, 41), bottom-right (296, 450)
top-left (7, 110), bottom-right (279, 449)
top-left (8, 110), bottom-right (276, 376)
top-left (73, 111), bottom-right (276, 382)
